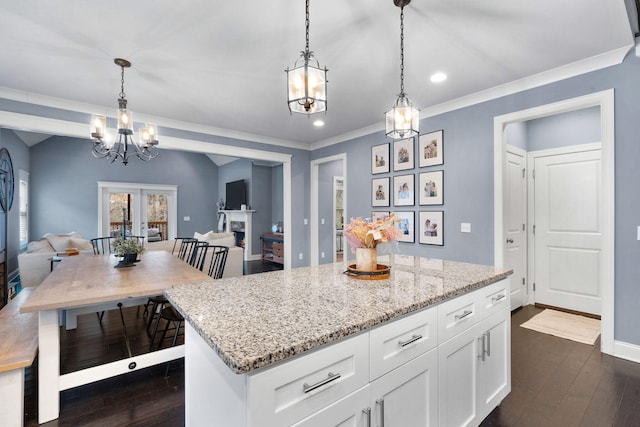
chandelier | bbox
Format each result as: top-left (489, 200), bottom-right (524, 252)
top-left (385, 0), bottom-right (419, 139)
top-left (90, 58), bottom-right (159, 165)
top-left (285, 0), bottom-right (328, 115)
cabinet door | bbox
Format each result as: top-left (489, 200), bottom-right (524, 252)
top-left (292, 386), bottom-right (370, 427)
top-left (370, 349), bottom-right (439, 427)
top-left (478, 309), bottom-right (511, 420)
top-left (438, 323), bottom-right (483, 427)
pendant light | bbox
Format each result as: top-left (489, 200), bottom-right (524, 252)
top-left (286, 0), bottom-right (328, 115)
top-left (90, 58), bottom-right (159, 165)
top-left (386, 0), bottom-right (419, 139)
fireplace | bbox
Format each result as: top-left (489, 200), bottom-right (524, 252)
top-left (221, 210), bottom-right (254, 261)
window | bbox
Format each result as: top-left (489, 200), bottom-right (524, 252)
top-left (19, 169), bottom-right (29, 246)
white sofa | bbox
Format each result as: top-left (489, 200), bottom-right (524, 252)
top-left (18, 231), bottom-right (244, 288)
top-left (17, 232), bottom-right (94, 288)
top-left (144, 231), bottom-right (243, 279)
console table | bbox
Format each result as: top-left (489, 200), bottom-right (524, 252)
top-left (260, 233), bottom-right (284, 265)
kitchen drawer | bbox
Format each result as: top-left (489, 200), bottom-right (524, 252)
top-left (369, 306), bottom-right (437, 380)
top-left (480, 279), bottom-right (510, 318)
top-left (248, 332), bottom-right (369, 427)
top-left (437, 289), bottom-right (481, 343)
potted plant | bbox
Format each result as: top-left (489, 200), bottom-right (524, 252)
top-left (112, 237), bottom-right (145, 265)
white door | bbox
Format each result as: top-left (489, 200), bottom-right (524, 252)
top-left (504, 147), bottom-right (527, 310)
top-left (98, 182), bottom-right (177, 242)
top-left (533, 148), bottom-right (602, 315)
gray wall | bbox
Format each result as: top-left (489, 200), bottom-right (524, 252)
top-left (311, 51), bottom-right (640, 346)
top-left (318, 160), bottom-right (342, 264)
top-left (0, 129), bottom-right (30, 274)
top-left (30, 136), bottom-right (219, 239)
top-left (528, 106), bottom-right (601, 151)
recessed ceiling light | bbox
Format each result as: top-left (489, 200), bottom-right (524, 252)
top-left (430, 72), bottom-right (447, 83)
top-left (313, 120), bottom-right (324, 127)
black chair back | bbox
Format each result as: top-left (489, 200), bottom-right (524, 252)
top-left (207, 245), bottom-right (229, 279)
top-left (189, 241), bottom-right (210, 272)
top-left (177, 238), bottom-right (198, 261)
top-left (90, 237), bottom-right (114, 255)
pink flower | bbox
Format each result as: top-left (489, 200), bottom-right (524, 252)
top-left (344, 214), bottom-right (401, 252)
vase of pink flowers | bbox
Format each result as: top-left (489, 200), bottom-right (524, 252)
top-left (344, 214), bottom-right (402, 271)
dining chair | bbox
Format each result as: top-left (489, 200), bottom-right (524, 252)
top-left (90, 236), bottom-right (115, 322)
top-left (150, 245), bottom-right (229, 357)
top-left (90, 237), bottom-right (114, 255)
top-left (205, 245), bottom-right (229, 279)
top-left (143, 237), bottom-right (197, 329)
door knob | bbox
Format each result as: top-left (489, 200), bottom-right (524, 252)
top-left (506, 238), bottom-right (514, 244)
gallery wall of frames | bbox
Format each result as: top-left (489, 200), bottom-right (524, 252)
top-left (371, 130), bottom-right (444, 246)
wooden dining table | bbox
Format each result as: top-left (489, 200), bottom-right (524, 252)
top-left (21, 250), bottom-right (212, 424)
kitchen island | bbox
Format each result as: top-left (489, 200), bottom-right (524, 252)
top-left (165, 255), bottom-right (512, 426)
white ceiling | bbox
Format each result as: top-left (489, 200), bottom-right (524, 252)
top-left (0, 0), bottom-right (634, 149)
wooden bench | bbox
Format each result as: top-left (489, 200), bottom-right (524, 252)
top-left (0, 288), bottom-right (38, 427)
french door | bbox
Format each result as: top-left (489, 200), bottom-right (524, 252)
top-left (97, 182), bottom-right (177, 242)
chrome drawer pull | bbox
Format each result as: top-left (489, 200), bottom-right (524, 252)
top-left (303, 372), bottom-right (341, 393)
top-left (454, 310), bottom-right (473, 321)
top-left (486, 330), bottom-right (491, 357)
top-left (398, 334), bottom-right (423, 347)
top-left (491, 294), bottom-right (506, 303)
top-left (363, 407), bottom-right (371, 427)
top-left (376, 398), bottom-right (385, 427)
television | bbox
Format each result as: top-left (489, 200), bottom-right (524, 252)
top-left (225, 179), bottom-right (247, 210)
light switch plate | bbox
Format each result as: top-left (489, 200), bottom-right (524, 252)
top-left (461, 223), bottom-right (471, 233)
top-left (183, 216), bottom-right (190, 221)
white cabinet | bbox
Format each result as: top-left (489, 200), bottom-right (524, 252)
top-left (248, 332), bottom-right (369, 426)
top-left (478, 310), bottom-right (510, 417)
top-left (438, 307), bottom-right (511, 427)
top-left (370, 349), bottom-right (439, 427)
top-left (184, 279), bottom-right (510, 427)
top-left (292, 386), bottom-right (371, 427)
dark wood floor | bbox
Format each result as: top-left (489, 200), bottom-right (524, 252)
top-left (481, 305), bottom-right (640, 427)
top-left (24, 300), bottom-right (640, 426)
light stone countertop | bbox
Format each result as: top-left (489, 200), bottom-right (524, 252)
top-left (164, 255), bottom-right (512, 374)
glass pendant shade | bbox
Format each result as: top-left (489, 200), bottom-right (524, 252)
top-left (91, 114), bottom-right (106, 140)
top-left (117, 101), bottom-right (133, 135)
top-left (287, 53), bottom-right (327, 114)
top-left (140, 124), bottom-right (159, 147)
top-left (385, 94), bottom-right (419, 139)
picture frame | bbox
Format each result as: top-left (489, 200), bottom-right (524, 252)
top-left (371, 143), bottom-right (390, 174)
top-left (393, 137), bottom-right (415, 171)
top-left (395, 211), bottom-right (415, 243)
top-left (371, 211), bottom-right (390, 221)
top-left (418, 170), bottom-right (444, 205)
top-left (418, 130), bottom-right (444, 167)
top-left (419, 211), bottom-right (444, 246)
top-left (371, 177), bottom-right (390, 207)
top-left (393, 174), bottom-right (414, 206)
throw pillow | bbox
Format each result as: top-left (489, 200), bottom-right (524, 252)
top-left (43, 233), bottom-right (72, 252)
top-left (69, 238), bottom-right (93, 251)
top-left (194, 230), bottom-right (214, 241)
top-left (27, 239), bottom-right (55, 253)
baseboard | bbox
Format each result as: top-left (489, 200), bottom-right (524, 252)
top-left (614, 340), bottom-right (640, 364)
top-left (246, 254), bottom-right (262, 262)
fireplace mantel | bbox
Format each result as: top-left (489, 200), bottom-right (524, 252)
top-left (221, 210), bottom-right (255, 261)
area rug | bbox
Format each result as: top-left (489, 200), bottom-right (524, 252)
top-left (520, 309), bottom-right (601, 345)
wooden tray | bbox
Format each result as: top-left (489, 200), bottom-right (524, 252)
top-left (344, 263), bottom-right (391, 280)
